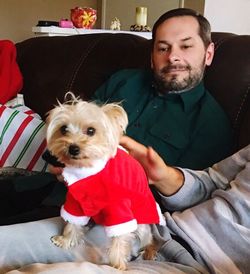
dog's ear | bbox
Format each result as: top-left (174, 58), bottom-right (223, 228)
top-left (102, 103), bottom-right (128, 135)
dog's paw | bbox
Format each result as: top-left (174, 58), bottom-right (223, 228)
top-left (110, 258), bottom-right (127, 271)
top-left (109, 247), bottom-right (128, 270)
top-left (51, 235), bottom-right (78, 249)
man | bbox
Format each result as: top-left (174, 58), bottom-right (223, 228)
top-left (0, 8), bottom-right (236, 274)
top-left (93, 8), bottom-right (232, 169)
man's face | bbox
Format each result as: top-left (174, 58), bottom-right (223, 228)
top-left (151, 16), bottom-right (214, 94)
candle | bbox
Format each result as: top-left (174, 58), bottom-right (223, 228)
top-left (135, 7), bottom-right (147, 26)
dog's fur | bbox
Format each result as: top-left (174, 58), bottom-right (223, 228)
top-left (46, 93), bottom-right (157, 270)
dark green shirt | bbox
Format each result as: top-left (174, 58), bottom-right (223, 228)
top-left (93, 69), bottom-right (233, 169)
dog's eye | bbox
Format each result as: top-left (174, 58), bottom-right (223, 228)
top-left (60, 125), bottom-right (68, 135)
top-left (86, 127), bottom-right (95, 136)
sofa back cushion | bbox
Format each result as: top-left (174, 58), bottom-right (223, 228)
top-left (205, 33), bottom-right (250, 151)
top-left (16, 34), bottom-right (150, 117)
top-left (16, 32), bottom-right (250, 151)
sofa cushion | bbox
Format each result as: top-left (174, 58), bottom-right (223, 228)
top-left (16, 32), bottom-right (250, 151)
top-left (16, 34), bottom-right (150, 118)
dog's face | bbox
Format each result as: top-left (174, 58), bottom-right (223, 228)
top-left (46, 99), bottom-right (128, 168)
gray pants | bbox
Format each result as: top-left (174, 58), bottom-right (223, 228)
top-left (0, 217), bottom-right (206, 274)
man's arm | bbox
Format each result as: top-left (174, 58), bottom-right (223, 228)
top-left (120, 136), bottom-right (241, 211)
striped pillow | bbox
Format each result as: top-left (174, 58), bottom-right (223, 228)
top-left (0, 104), bottom-right (48, 172)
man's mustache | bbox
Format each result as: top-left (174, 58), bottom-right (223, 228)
top-left (160, 64), bottom-right (191, 73)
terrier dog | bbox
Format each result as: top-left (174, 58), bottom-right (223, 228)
top-left (45, 93), bottom-right (165, 270)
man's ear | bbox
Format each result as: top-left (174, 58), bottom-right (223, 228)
top-left (205, 42), bottom-right (214, 66)
top-left (102, 103), bottom-right (128, 135)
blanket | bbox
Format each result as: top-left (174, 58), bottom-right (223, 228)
top-left (5, 261), bottom-right (202, 274)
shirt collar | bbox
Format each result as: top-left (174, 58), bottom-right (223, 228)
top-left (179, 81), bottom-right (206, 113)
top-left (157, 81), bottom-right (206, 113)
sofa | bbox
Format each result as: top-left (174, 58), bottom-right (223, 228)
top-left (1, 32), bottom-right (250, 273)
top-left (16, 32), bottom-right (250, 153)
top-left (1, 31), bottom-right (249, 224)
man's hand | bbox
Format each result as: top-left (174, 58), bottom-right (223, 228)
top-left (120, 136), bottom-right (184, 196)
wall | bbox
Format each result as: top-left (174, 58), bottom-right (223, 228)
top-left (101, 0), bottom-right (179, 31)
top-left (100, 0), bottom-right (205, 31)
top-left (0, 0), bottom-right (98, 42)
top-left (3, 0), bottom-right (248, 43)
top-left (179, 0), bottom-right (205, 14)
top-left (0, 0), bottom-right (207, 43)
top-left (204, 0), bottom-right (250, 34)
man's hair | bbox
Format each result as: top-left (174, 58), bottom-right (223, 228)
top-left (152, 8), bottom-right (212, 48)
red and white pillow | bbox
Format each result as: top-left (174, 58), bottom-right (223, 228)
top-left (0, 102), bottom-right (48, 172)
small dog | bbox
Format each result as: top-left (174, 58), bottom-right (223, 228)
top-left (45, 93), bottom-right (165, 270)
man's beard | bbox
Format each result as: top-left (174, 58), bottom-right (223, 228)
top-left (153, 60), bottom-right (206, 95)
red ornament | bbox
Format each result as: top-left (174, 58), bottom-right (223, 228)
top-left (71, 7), bottom-right (97, 29)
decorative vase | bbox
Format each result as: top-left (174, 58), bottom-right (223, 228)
top-left (70, 7), bottom-right (97, 29)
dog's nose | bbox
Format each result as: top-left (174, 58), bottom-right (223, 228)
top-left (68, 144), bottom-right (80, 156)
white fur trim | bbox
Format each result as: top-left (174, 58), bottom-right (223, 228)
top-left (63, 159), bottom-right (107, 186)
top-left (105, 219), bottom-right (138, 237)
top-left (61, 206), bottom-right (90, 225)
top-left (156, 203), bottom-right (166, 226)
